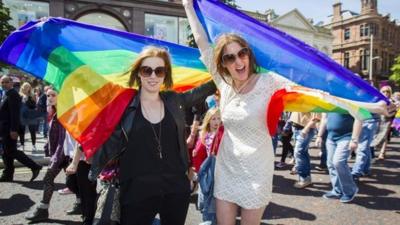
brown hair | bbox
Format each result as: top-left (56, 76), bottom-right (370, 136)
top-left (128, 46), bottom-right (173, 89)
top-left (214, 33), bottom-right (259, 84)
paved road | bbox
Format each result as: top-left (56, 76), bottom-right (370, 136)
top-left (0, 135), bottom-right (399, 224)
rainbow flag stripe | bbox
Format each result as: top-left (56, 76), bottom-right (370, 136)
top-left (193, 0), bottom-right (387, 104)
top-left (0, 18), bottom-right (211, 158)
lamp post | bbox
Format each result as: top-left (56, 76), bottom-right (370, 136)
top-left (369, 34), bottom-right (374, 84)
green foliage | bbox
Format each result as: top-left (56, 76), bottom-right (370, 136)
top-left (0, 2), bottom-right (15, 70)
top-left (186, 0), bottom-right (238, 48)
top-left (389, 56), bottom-right (400, 84)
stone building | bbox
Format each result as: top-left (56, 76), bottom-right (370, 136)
top-left (244, 9), bottom-right (333, 56)
top-left (324, 0), bottom-right (400, 82)
top-left (3, 0), bottom-right (190, 46)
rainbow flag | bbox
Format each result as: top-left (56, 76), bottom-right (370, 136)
top-left (0, 18), bottom-right (211, 158)
top-left (192, 0), bottom-right (387, 104)
top-left (0, 14), bottom-right (385, 156)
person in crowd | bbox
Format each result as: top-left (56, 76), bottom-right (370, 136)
top-left (35, 86), bottom-right (49, 138)
top-left (89, 46), bottom-right (216, 225)
top-left (316, 113), bottom-right (362, 203)
top-left (276, 112), bottom-right (293, 169)
top-left (25, 88), bottom-right (76, 222)
top-left (19, 82), bottom-right (40, 151)
top-left (184, 1), bottom-right (294, 224)
top-left (290, 112), bottom-right (321, 188)
top-left (351, 113), bottom-right (379, 181)
top-left (0, 76), bottom-right (42, 182)
top-left (66, 144), bottom-right (97, 225)
top-left (192, 108), bottom-right (223, 225)
top-left (371, 86), bottom-right (396, 160)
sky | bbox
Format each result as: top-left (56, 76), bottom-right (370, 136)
top-left (235, 0), bottom-right (400, 24)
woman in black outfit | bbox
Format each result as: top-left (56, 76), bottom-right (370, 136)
top-left (89, 46), bottom-right (216, 225)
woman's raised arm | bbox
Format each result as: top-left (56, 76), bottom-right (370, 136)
top-left (182, 0), bottom-right (211, 53)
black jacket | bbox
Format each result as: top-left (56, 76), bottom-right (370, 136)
top-left (89, 81), bottom-right (217, 181)
top-left (0, 88), bottom-right (21, 136)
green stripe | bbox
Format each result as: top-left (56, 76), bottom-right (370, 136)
top-left (44, 47), bottom-right (138, 90)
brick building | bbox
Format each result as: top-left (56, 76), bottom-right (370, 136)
top-left (324, 0), bottom-right (400, 83)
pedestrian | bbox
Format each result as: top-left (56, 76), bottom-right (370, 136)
top-left (184, 1), bottom-right (293, 224)
top-left (316, 113), bottom-right (361, 203)
top-left (0, 76), bottom-right (42, 182)
top-left (19, 82), bottom-right (41, 151)
top-left (290, 112), bottom-right (321, 188)
top-left (89, 46), bottom-right (216, 225)
top-left (66, 144), bottom-right (97, 225)
top-left (25, 88), bottom-right (77, 222)
top-left (192, 108), bottom-right (223, 225)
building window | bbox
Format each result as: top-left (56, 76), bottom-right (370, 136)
top-left (344, 28), bottom-right (350, 40)
top-left (4, 0), bottom-right (49, 28)
top-left (145, 14), bottom-right (190, 46)
top-left (360, 49), bottom-right (370, 71)
top-left (77, 13), bottom-right (126, 31)
top-left (344, 52), bottom-right (350, 68)
top-left (360, 23), bottom-right (378, 37)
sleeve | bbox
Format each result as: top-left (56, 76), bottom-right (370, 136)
top-left (8, 91), bottom-right (21, 132)
top-left (269, 71), bottom-right (295, 94)
top-left (199, 46), bottom-right (224, 88)
top-left (50, 125), bottom-right (66, 169)
top-left (192, 139), bottom-right (207, 172)
top-left (180, 80), bottom-right (217, 110)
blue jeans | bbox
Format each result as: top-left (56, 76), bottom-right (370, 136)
top-left (352, 120), bottom-right (378, 176)
top-left (293, 128), bottom-right (316, 179)
top-left (326, 137), bottom-right (357, 196)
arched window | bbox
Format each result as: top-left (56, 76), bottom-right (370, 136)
top-left (76, 12), bottom-right (126, 31)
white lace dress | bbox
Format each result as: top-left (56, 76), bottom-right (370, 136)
top-left (200, 47), bottom-right (291, 209)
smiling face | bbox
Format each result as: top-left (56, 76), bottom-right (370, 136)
top-left (139, 57), bottom-right (166, 94)
top-left (222, 42), bottom-right (250, 83)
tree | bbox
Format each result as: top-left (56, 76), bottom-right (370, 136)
top-left (389, 55), bottom-right (400, 84)
top-left (0, 2), bottom-right (15, 70)
top-left (186, 0), bottom-right (238, 48)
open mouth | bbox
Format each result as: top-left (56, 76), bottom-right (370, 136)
top-left (235, 65), bottom-right (246, 74)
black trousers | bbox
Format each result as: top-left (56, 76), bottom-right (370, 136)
top-left (66, 172), bottom-right (79, 195)
top-left (76, 161), bottom-right (97, 224)
top-left (19, 125), bottom-right (37, 146)
top-left (1, 134), bottom-right (40, 178)
top-left (280, 132), bottom-right (294, 163)
top-left (120, 192), bottom-right (190, 225)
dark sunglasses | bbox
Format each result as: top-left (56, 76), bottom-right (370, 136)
top-left (221, 47), bottom-right (250, 65)
top-left (139, 66), bottom-right (166, 78)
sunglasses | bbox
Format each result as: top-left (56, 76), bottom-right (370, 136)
top-left (221, 47), bottom-right (250, 65)
top-left (47, 94), bottom-right (56, 97)
top-left (139, 66), bottom-right (166, 78)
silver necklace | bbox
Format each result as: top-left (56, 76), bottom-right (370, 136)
top-left (141, 100), bottom-right (163, 159)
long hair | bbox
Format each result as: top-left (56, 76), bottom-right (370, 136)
top-left (214, 33), bottom-right (259, 84)
top-left (128, 46), bottom-right (173, 89)
top-left (199, 107), bottom-right (221, 145)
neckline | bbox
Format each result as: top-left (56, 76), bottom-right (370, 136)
top-left (140, 102), bottom-right (165, 125)
top-left (231, 74), bottom-right (261, 96)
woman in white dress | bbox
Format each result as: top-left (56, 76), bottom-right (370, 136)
top-left (183, 1), bottom-right (292, 224)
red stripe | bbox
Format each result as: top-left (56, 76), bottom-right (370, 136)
top-left (77, 89), bottom-right (137, 158)
top-left (267, 89), bottom-right (287, 136)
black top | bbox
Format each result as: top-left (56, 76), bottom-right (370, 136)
top-left (119, 103), bottom-right (189, 202)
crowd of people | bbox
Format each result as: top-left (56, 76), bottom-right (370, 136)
top-left (0, 0), bottom-right (398, 224)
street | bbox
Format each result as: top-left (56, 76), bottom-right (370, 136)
top-left (0, 135), bottom-right (399, 225)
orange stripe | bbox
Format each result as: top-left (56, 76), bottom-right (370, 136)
top-left (59, 82), bottom-right (127, 138)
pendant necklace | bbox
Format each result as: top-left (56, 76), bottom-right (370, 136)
top-left (142, 100), bottom-right (163, 159)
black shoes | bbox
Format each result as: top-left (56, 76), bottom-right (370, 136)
top-left (30, 166), bottom-right (42, 182)
top-left (25, 207), bottom-right (49, 222)
top-left (66, 203), bottom-right (82, 215)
